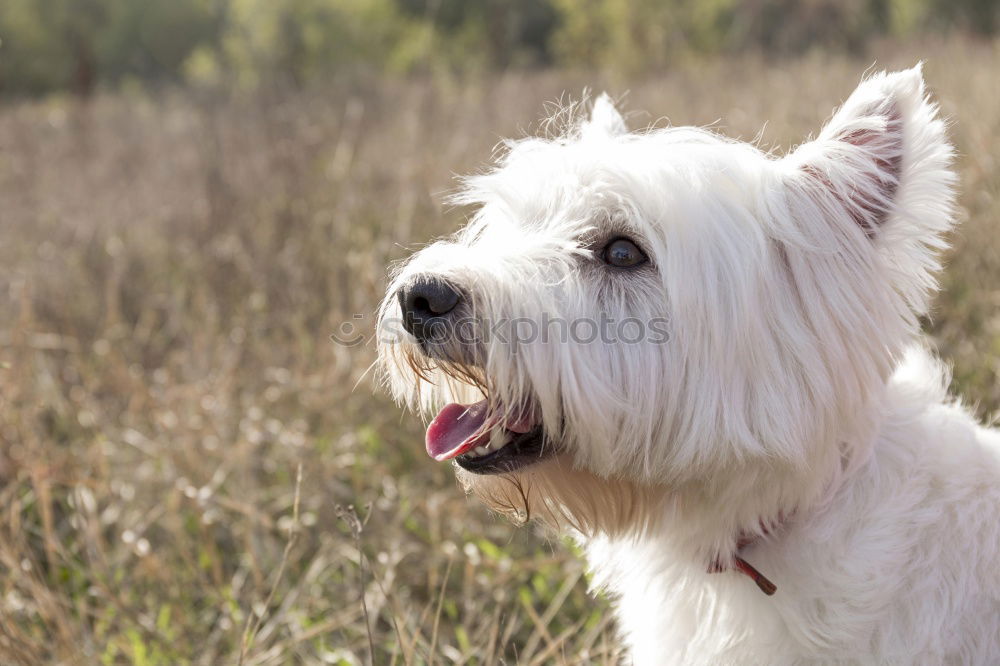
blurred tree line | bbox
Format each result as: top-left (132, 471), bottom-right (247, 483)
top-left (0, 0), bottom-right (996, 97)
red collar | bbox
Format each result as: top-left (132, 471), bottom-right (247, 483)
top-left (708, 519), bottom-right (783, 596)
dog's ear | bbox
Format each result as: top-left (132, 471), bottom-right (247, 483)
top-left (583, 93), bottom-right (627, 139)
top-left (785, 64), bottom-right (954, 237)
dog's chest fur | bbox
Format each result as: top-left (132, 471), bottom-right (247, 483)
top-left (587, 350), bottom-right (1000, 664)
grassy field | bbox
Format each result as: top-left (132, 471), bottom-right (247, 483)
top-left (1, 37), bottom-right (999, 664)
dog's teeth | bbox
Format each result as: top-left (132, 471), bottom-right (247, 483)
top-left (461, 432), bottom-right (513, 460)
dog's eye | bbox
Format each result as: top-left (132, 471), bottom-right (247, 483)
top-left (602, 238), bottom-right (647, 268)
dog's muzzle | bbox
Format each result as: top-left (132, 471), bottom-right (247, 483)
top-left (395, 276), bottom-right (557, 474)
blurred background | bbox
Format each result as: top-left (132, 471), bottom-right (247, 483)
top-left (0, 1), bottom-right (998, 664)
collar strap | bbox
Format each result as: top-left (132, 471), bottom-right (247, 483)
top-left (708, 549), bottom-right (777, 595)
top-left (731, 556), bottom-right (777, 595)
top-left (707, 518), bottom-right (784, 596)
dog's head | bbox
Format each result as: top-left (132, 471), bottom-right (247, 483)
top-left (377, 66), bottom-right (954, 536)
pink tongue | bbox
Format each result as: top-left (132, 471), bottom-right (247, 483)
top-left (426, 401), bottom-right (491, 461)
top-left (425, 401), bottom-right (538, 461)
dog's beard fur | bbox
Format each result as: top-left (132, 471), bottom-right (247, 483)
top-left (457, 457), bottom-right (667, 539)
top-left (376, 66), bottom-right (956, 558)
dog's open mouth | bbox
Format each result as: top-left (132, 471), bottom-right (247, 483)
top-left (425, 400), bottom-right (552, 474)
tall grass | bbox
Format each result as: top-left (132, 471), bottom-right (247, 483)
top-left (0, 37), bottom-right (998, 664)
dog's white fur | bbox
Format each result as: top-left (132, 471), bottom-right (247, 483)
top-left (378, 66), bottom-right (1000, 663)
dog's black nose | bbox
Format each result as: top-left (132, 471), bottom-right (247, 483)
top-left (397, 276), bottom-right (461, 342)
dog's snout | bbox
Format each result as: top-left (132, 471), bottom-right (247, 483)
top-left (397, 276), bottom-right (461, 341)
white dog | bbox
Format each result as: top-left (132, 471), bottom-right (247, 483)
top-left (377, 66), bottom-right (1000, 663)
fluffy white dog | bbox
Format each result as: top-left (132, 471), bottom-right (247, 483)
top-left (377, 66), bottom-right (1000, 663)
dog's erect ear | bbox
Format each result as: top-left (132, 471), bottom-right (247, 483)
top-left (583, 93), bottom-right (626, 139)
top-left (785, 64), bottom-right (954, 237)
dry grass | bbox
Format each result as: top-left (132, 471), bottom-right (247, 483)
top-left (1, 36), bottom-right (999, 664)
